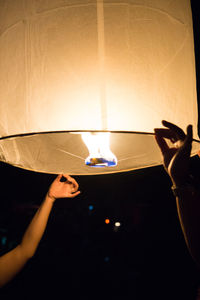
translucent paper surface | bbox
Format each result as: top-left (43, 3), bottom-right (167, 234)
top-left (0, 0), bottom-right (199, 175)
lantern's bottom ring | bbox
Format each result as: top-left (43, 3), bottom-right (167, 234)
top-left (0, 130), bottom-right (199, 144)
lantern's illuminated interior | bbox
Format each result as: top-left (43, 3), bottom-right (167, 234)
top-left (81, 132), bottom-right (117, 167)
top-left (0, 0), bottom-right (199, 175)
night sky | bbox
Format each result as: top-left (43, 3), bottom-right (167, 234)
top-left (1, 1), bottom-right (200, 299)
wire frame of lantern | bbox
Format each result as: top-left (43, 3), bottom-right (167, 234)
top-left (0, 0), bottom-right (199, 175)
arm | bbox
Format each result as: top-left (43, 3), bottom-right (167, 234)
top-left (175, 186), bottom-right (200, 266)
top-left (0, 174), bottom-right (80, 287)
top-left (154, 121), bottom-right (200, 266)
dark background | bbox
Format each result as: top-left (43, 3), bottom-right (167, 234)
top-left (1, 1), bottom-right (200, 299)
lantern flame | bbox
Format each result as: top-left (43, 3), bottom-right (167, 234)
top-left (81, 132), bottom-right (117, 167)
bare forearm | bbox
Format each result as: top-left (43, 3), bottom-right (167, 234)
top-left (0, 245), bottom-right (27, 287)
top-left (0, 195), bottom-right (54, 287)
top-left (0, 174), bottom-right (80, 288)
top-left (20, 194), bottom-right (54, 258)
top-left (176, 190), bottom-right (200, 266)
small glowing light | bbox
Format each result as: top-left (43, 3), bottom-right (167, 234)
top-left (88, 204), bottom-right (94, 211)
top-left (115, 222), bottom-right (121, 227)
top-left (81, 132), bottom-right (117, 167)
top-left (105, 218), bottom-right (110, 224)
top-left (1, 236), bottom-right (7, 246)
top-left (104, 256), bottom-right (110, 262)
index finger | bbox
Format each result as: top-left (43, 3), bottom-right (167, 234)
top-left (63, 174), bottom-right (79, 189)
top-left (162, 120), bottom-right (186, 140)
top-left (154, 128), bottom-right (177, 141)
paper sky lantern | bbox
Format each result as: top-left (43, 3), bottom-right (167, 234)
top-left (0, 0), bottom-right (199, 175)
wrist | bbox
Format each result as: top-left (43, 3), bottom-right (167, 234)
top-left (46, 192), bottom-right (56, 203)
top-left (171, 174), bottom-right (199, 198)
top-left (171, 183), bottom-right (196, 198)
top-left (170, 175), bottom-right (189, 188)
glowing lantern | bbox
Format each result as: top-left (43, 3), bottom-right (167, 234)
top-left (0, 0), bottom-right (199, 175)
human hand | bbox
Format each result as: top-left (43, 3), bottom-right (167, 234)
top-left (154, 120), bottom-right (193, 186)
top-left (47, 174), bottom-right (80, 202)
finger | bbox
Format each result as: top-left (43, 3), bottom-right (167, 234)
top-left (154, 129), bottom-right (170, 155)
top-left (62, 173), bottom-right (69, 180)
top-left (176, 125), bottom-right (193, 160)
top-left (68, 191), bottom-right (81, 198)
top-left (61, 174), bottom-right (74, 185)
top-left (154, 128), bottom-right (177, 141)
top-left (56, 174), bottom-right (63, 181)
top-left (65, 175), bottom-right (79, 189)
top-left (181, 124), bottom-right (193, 152)
top-left (187, 124), bottom-right (193, 142)
top-left (62, 174), bottom-right (73, 183)
top-left (162, 120), bottom-right (186, 140)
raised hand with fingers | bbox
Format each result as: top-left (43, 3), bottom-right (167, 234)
top-left (47, 174), bottom-right (81, 202)
top-left (154, 120), bottom-right (200, 267)
top-left (154, 120), bottom-right (193, 187)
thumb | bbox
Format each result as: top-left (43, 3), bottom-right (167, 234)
top-left (183, 124), bottom-right (193, 150)
top-left (69, 191), bottom-right (81, 198)
top-left (56, 174), bottom-right (63, 181)
top-left (178, 125), bottom-right (193, 158)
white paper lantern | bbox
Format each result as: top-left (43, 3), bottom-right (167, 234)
top-left (0, 0), bottom-right (199, 175)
